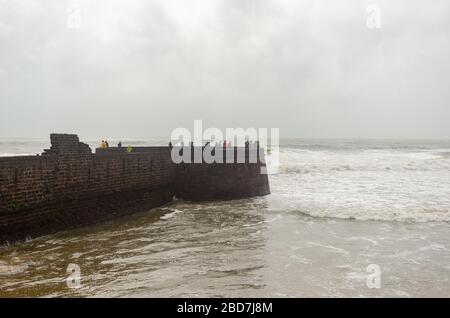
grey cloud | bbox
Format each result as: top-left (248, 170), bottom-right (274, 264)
top-left (1, 0), bottom-right (449, 139)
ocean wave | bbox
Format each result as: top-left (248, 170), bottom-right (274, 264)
top-left (160, 208), bottom-right (183, 220)
top-left (285, 207), bottom-right (450, 223)
top-left (274, 147), bottom-right (450, 175)
top-left (279, 164), bottom-right (352, 174)
top-left (278, 162), bottom-right (450, 174)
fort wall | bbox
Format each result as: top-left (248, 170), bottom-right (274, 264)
top-left (0, 134), bottom-right (270, 244)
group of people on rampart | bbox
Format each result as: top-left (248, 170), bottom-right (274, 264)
top-left (168, 140), bottom-right (260, 149)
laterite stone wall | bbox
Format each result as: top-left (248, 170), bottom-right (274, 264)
top-left (0, 134), bottom-right (270, 244)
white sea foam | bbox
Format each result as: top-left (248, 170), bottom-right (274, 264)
top-left (269, 143), bottom-right (450, 222)
top-left (160, 208), bottom-right (182, 220)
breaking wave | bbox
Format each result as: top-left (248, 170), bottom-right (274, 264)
top-left (269, 144), bottom-right (450, 223)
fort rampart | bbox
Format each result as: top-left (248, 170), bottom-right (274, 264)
top-left (0, 134), bottom-right (270, 244)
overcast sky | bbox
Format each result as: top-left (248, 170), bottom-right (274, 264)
top-left (1, 0), bottom-right (449, 139)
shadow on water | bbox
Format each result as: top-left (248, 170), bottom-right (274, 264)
top-left (0, 197), bottom-right (269, 297)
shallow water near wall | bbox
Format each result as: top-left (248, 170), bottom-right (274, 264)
top-left (1, 139), bottom-right (450, 297)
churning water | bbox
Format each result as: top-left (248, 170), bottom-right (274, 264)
top-left (1, 139), bottom-right (450, 297)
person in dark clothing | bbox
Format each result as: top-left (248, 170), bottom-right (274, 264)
top-left (118, 141), bottom-right (122, 148)
top-left (169, 141), bottom-right (173, 148)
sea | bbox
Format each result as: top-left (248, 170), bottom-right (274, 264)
top-left (0, 138), bottom-right (449, 297)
